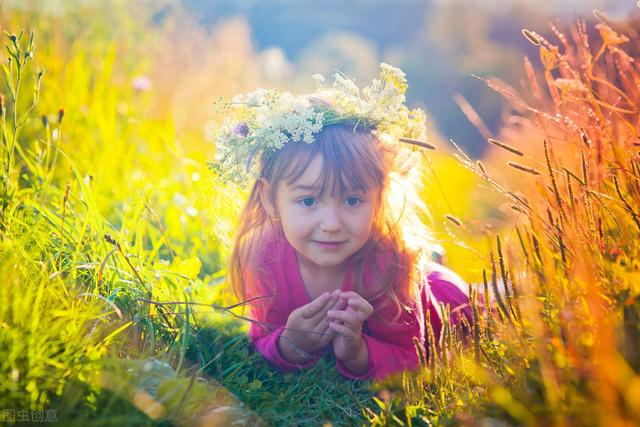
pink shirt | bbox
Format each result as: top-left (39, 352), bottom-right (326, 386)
top-left (246, 226), bottom-right (471, 380)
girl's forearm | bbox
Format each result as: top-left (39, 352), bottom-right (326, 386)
top-left (342, 338), bottom-right (369, 375)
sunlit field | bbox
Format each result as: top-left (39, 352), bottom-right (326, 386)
top-left (0, 1), bottom-right (638, 425)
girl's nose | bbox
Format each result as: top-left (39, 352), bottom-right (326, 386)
top-left (319, 206), bottom-right (343, 232)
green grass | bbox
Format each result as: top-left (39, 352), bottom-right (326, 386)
top-left (193, 321), bottom-right (376, 426)
top-left (0, 2), bottom-right (639, 426)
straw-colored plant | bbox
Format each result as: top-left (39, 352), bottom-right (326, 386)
top-left (366, 12), bottom-right (640, 426)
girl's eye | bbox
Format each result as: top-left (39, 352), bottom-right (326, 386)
top-left (345, 196), bottom-right (362, 207)
top-left (299, 197), bottom-right (317, 207)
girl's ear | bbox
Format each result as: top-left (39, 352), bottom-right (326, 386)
top-left (258, 178), bottom-right (278, 220)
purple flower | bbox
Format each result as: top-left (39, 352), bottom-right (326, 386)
top-left (233, 122), bottom-right (249, 137)
top-left (132, 75), bottom-right (152, 92)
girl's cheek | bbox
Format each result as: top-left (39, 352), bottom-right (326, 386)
top-left (286, 215), bottom-right (314, 235)
top-left (348, 216), bottom-right (373, 237)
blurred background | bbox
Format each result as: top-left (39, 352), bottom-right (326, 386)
top-left (1, 2), bottom-right (639, 424)
top-left (182, 0), bottom-right (634, 156)
top-left (2, 0), bottom-right (637, 279)
top-left (8, 0), bottom-right (633, 156)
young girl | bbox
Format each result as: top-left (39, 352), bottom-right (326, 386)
top-left (213, 64), bottom-right (472, 380)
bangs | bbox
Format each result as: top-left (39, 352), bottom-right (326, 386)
top-left (278, 124), bottom-right (385, 196)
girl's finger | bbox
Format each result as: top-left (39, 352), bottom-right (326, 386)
top-left (339, 291), bottom-right (372, 314)
top-left (331, 296), bottom-right (347, 325)
top-left (338, 291), bottom-right (365, 301)
top-left (344, 307), bottom-right (370, 322)
top-left (327, 309), bottom-right (361, 326)
top-left (328, 321), bottom-right (356, 338)
top-left (298, 292), bottom-right (332, 319)
top-left (335, 294), bottom-right (349, 310)
top-left (347, 298), bottom-right (374, 316)
top-left (309, 294), bottom-right (338, 324)
top-left (331, 292), bottom-right (346, 310)
top-left (319, 325), bottom-right (336, 340)
top-left (314, 317), bottom-right (335, 334)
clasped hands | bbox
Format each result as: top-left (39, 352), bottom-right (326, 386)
top-left (280, 289), bottom-right (373, 366)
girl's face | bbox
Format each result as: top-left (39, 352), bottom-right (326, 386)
top-left (269, 154), bottom-right (378, 272)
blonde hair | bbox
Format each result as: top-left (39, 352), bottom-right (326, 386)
top-left (228, 122), bottom-right (434, 323)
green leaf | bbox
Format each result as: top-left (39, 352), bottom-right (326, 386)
top-left (372, 396), bottom-right (386, 410)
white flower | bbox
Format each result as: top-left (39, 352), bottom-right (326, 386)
top-left (333, 73), bottom-right (360, 97)
top-left (211, 63), bottom-right (428, 187)
top-left (380, 62), bottom-right (406, 80)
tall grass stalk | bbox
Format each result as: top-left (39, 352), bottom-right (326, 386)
top-left (368, 14), bottom-right (640, 426)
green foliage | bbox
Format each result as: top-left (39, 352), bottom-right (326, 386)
top-left (1, 1), bottom-right (639, 426)
top-left (364, 13), bottom-right (640, 427)
top-left (192, 321), bottom-right (376, 426)
top-left (0, 3), bottom-right (379, 425)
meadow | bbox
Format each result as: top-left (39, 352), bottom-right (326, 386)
top-left (0, 2), bottom-right (638, 426)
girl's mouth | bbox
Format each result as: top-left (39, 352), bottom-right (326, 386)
top-left (313, 240), bottom-right (347, 249)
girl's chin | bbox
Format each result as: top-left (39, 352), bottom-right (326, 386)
top-left (298, 251), bottom-right (345, 267)
top-left (300, 252), bottom-right (349, 268)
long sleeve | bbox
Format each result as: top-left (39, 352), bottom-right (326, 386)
top-left (243, 227), bottom-right (470, 379)
top-left (330, 249), bottom-right (425, 380)
top-left (250, 326), bottom-right (319, 372)
top-left (335, 295), bottom-right (426, 380)
top-left (423, 262), bottom-right (472, 343)
top-left (245, 228), bottom-right (322, 372)
top-left (335, 261), bottom-right (471, 381)
top-left (248, 293), bottom-right (320, 372)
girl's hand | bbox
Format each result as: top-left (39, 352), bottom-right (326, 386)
top-left (327, 291), bottom-right (374, 363)
top-left (279, 290), bottom-right (340, 362)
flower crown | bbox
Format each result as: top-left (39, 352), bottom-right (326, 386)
top-left (210, 63), bottom-right (430, 187)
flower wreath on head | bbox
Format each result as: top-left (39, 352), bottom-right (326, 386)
top-left (209, 63), bottom-right (433, 187)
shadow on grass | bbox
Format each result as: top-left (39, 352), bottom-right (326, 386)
top-left (45, 380), bottom-right (173, 427)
